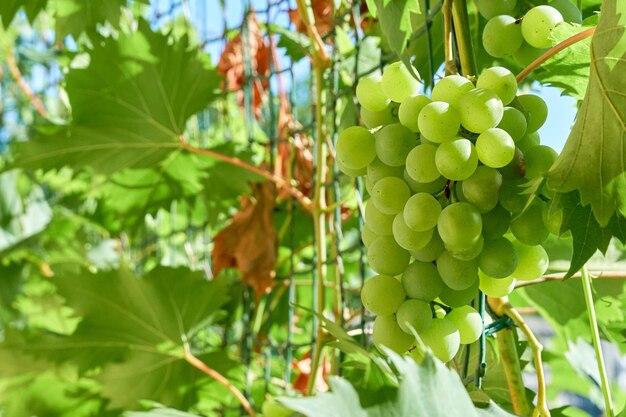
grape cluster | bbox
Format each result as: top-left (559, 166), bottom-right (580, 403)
top-left (341, 62), bottom-right (558, 362)
top-left (479, 0), bottom-right (582, 65)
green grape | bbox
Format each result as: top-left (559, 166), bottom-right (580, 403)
top-left (419, 318), bottom-right (461, 362)
top-left (262, 398), bottom-right (294, 417)
top-left (399, 95), bottom-right (431, 132)
top-left (356, 74), bottom-right (390, 111)
top-left (445, 305), bottom-right (483, 344)
top-left (498, 107), bottom-right (527, 142)
top-left (410, 229), bottom-right (445, 262)
top-left (375, 123), bottom-right (417, 167)
top-left (499, 147), bottom-right (526, 179)
top-left (371, 176), bottom-right (411, 215)
top-left (476, 67), bottom-right (517, 105)
top-left (482, 15), bottom-right (524, 58)
top-left (381, 61), bottom-right (421, 103)
top-left (404, 170), bottom-right (447, 194)
top-left (542, 194), bottom-right (566, 236)
top-left (365, 175), bottom-right (375, 195)
top-left (438, 202), bottom-right (483, 251)
top-left (550, 0), bottom-right (582, 24)
top-left (511, 203), bottom-right (549, 245)
top-left (513, 41), bottom-right (547, 67)
top-left (479, 270), bottom-right (516, 297)
top-left (437, 250), bottom-right (479, 291)
top-left (521, 5), bottom-right (564, 49)
top-left (373, 314), bottom-right (415, 354)
top-left (364, 201), bottom-right (394, 235)
top-left (417, 101), bottom-right (462, 143)
top-left (439, 278), bottom-right (479, 307)
top-left (403, 193), bottom-right (442, 232)
top-left (435, 138), bottom-right (479, 181)
top-left (402, 261), bottom-right (445, 301)
top-left (406, 144), bottom-right (441, 183)
top-left (475, 0), bottom-right (517, 19)
top-left (361, 274), bottom-right (406, 316)
top-left (524, 145), bottom-right (558, 179)
top-left (396, 299), bottom-right (433, 334)
top-left (336, 126), bottom-right (377, 170)
top-left (457, 88), bottom-right (504, 133)
top-left (431, 75), bottom-right (474, 105)
top-left (482, 204), bottom-right (512, 240)
top-left (516, 94), bottom-right (548, 133)
top-left (448, 235), bottom-right (484, 261)
top-left (516, 131), bottom-right (541, 153)
top-left (367, 158), bottom-right (404, 184)
top-left (361, 102), bottom-right (399, 129)
top-left (499, 178), bottom-right (527, 213)
top-left (462, 166), bottom-right (503, 213)
top-left (393, 213), bottom-right (434, 251)
top-left (337, 159), bottom-right (367, 177)
top-left (511, 240), bottom-right (549, 280)
top-left (361, 224), bottom-right (378, 247)
top-left (367, 236), bottom-right (411, 275)
top-left (476, 128), bottom-right (516, 168)
top-left (479, 237), bottom-right (519, 278)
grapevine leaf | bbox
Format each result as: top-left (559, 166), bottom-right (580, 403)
top-left (1, 267), bottom-right (233, 409)
top-left (53, 0), bottom-right (148, 39)
top-left (559, 192), bottom-right (613, 277)
top-left (280, 352), bottom-right (481, 417)
top-left (547, 0), bottom-right (626, 226)
top-left (474, 401), bottom-right (519, 417)
top-left (0, 0), bottom-right (47, 26)
top-left (11, 21), bottom-right (221, 175)
top-left (269, 24), bottom-right (310, 62)
top-left (534, 21), bottom-right (595, 100)
top-left (373, 0), bottom-right (421, 55)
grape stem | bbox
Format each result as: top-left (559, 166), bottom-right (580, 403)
top-left (178, 136), bottom-right (313, 210)
top-left (514, 270), bottom-right (626, 288)
top-left (451, 0), bottom-right (477, 77)
top-left (581, 265), bottom-right (615, 417)
top-left (296, 0), bottom-right (331, 395)
top-left (516, 27), bottom-right (596, 82)
top-left (5, 49), bottom-right (49, 119)
top-left (183, 343), bottom-right (257, 417)
top-left (442, 0), bottom-right (458, 75)
top-left (488, 297), bottom-right (551, 417)
top-left (496, 328), bottom-right (534, 416)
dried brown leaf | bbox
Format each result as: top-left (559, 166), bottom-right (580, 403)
top-left (212, 181), bottom-right (277, 297)
top-left (217, 12), bottom-right (270, 118)
top-left (289, 0), bottom-right (334, 37)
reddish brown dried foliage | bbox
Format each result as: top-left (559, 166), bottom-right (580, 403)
top-left (212, 181), bottom-right (277, 297)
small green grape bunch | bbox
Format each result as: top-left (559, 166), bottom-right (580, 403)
top-left (341, 60), bottom-right (561, 363)
top-left (478, 0), bottom-right (582, 66)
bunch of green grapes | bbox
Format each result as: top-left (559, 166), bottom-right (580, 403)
top-left (478, 0), bottom-right (582, 64)
top-left (340, 61), bottom-right (563, 363)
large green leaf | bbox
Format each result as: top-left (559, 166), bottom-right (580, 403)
top-left (1, 267), bottom-right (233, 409)
top-left (125, 410), bottom-right (202, 417)
top-left (11, 21), bottom-right (221, 175)
top-left (373, 0), bottom-right (421, 56)
top-left (280, 352), bottom-right (482, 417)
top-left (547, 0), bottom-right (626, 226)
top-left (0, 0), bottom-right (47, 26)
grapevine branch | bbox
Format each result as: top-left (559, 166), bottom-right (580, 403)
top-left (496, 329), bottom-right (533, 416)
top-left (294, 0), bottom-right (331, 68)
top-left (5, 50), bottom-right (49, 118)
top-left (581, 266), bottom-right (615, 417)
top-left (442, 0), bottom-right (457, 75)
top-left (516, 27), bottom-right (596, 82)
top-left (489, 297), bottom-right (550, 417)
top-left (183, 344), bottom-right (256, 417)
top-left (515, 270), bottom-right (626, 288)
top-left (178, 136), bottom-right (312, 210)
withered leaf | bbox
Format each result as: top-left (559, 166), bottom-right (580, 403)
top-left (212, 181), bottom-right (277, 297)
